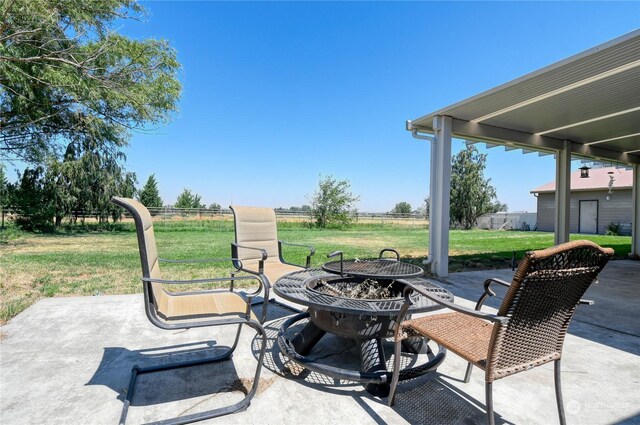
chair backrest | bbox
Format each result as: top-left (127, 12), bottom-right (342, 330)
top-left (486, 240), bottom-right (613, 382)
top-left (111, 197), bottom-right (168, 314)
top-left (230, 205), bottom-right (279, 262)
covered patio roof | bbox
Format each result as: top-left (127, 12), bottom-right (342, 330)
top-left (408, 29), bottom-right (640, 276)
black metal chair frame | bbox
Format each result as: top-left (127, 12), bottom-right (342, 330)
top-left (112, 197), bottom-right (268, 425)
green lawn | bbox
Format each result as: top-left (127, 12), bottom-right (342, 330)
top-left (0, 222), bottom-right (631, 323)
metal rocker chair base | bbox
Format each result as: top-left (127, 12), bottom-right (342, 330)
top-left (119, 332), bottom-right (265, 425)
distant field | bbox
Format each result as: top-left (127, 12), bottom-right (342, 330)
top-left (0, 221), bottom-right (631, 323)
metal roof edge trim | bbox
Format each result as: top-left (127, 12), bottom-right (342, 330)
top-left (409, 29), bottom-right (640, 124)
top-left (530, 186), bottom-right (633, 194)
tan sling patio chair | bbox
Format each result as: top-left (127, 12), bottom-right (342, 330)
top-left (388, 240), bottom-right (614, 425)
top-left (230, 205), bottom-right (315, 322)
top-left (111, 197), bottom-right (267, 425)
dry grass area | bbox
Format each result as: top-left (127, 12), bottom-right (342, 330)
top-left (1, 233), bottom-right (142, 323)
top-left (1, 224), bottom-right (630, 324)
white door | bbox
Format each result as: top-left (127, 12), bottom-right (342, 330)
top-left (579, 200), bottom-right (598, 234)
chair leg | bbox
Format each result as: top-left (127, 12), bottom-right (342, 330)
top-left (555, 359), bottom-right (566, 425)
top-left (464, 362), bottom-right (473, 383)
top-left (486, 382), bottom-right (495, 425)
top-left (387, 336), bottom-right (404, 406)
top-left (260, 281), bottom-right (270, 323)
top-left (119, 320), bottom-right (268, 425)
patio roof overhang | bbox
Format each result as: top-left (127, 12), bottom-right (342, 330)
top-left (408, 29), bottom-right (640, 277)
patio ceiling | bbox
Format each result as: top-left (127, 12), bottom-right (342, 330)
top-left (407, 29), bottom-right (640, 165)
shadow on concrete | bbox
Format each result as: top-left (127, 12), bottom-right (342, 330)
top-left (617, 413), bottom-right (640, 424)
top-left (387, 374), bottom-right (513, 425)
top-left (86, 342), bottom-right (243, 405)
top-left (251, 316), bottom-right (512, 425)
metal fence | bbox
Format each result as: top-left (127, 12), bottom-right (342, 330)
top-left (2, 207), bottom-right (429, 228)
top-left (142, 208), bottom-right (428, 227)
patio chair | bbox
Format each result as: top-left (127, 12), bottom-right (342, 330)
top-left (111, 197), bottom-right (267, 425)
top-left (388, 240), bottom-right (614, 425)
top-left (230, 205), bottom-right (315, 322)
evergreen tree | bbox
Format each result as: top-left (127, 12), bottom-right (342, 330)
top-left (174, 189), bottom-right (204, 209)
top-left (0, 164), bottom-right (9, 228)
top-left (139, 175), bottom-right (163, 208)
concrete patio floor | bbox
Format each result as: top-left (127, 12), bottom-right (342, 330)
top-left (1, 260), bottom-right (639, 424)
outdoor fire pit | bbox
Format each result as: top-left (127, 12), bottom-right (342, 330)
top-left (273, 250), bottom-right (453, 397)
top-left (304, 275), bottom-right (409, 339)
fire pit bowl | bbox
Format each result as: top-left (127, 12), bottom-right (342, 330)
top-left (305, 275), bottom-right (407, 339)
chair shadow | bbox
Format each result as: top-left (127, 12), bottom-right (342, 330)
top-left (251, 315), bottom-right (511, 424)
top-left (616, 412), bottom-right (640, 424)
top-left (86, 342), bottom-right (243, 406)
top-left (387, 374), bottom-right (513, 425)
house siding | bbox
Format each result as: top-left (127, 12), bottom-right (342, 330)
top-left (535, 189), bottom-right (632, 234)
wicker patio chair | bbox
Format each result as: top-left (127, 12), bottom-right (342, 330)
top-left (230, 205), bottom-right (315, 322)
top-left (388, 240), bottom-right (614, 425)
top-left (112, 197), bottom-right (267, 425)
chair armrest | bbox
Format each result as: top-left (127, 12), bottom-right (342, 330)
top-left (278, 240), bottom-right (316, 268)
top-left (475, 277), bottom-right (512, 310)
top-left (404, 283), bottom-right (509, 324)
top-left (142, 274), bottom-right (263, 298)
top-left (159, 257), bottom-right (243, 271)
top-left (231, 242), bottom-right (267, 274)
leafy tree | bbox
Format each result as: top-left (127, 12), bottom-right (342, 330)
top-left (309, 175), bottom-right (359, 228)
top-left (139, 174), bottom-right (163, 208)
top-left (44, 157), bottom-right (75, 227)
top-left (61, 144), bottom-right (136, 224)
top-left (11, 144), bottom-right (137, 229)
top-left (390, 202), bottom-right (412, 215)
top-left (486, 201), bottom-right (508, 214)
top-left (0, 0), bottom-right (181, 164)
top-left (174, 189), bottom-right (204, 209)
top-left (12, 166), bottom-right (55, 231)
top-left (0, 163), bottom-right (9, 228)
top-left (423, 197), bottom-right (430, 220)
top-left (208, 202), bottom-right (221, 211)
top-left (449, 145), bottom-right (502, 229)
top-left (274, 205), bottom-right (311, 213)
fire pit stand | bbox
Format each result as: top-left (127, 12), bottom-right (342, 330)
top-left (274, 255), bottom-right (453, 397)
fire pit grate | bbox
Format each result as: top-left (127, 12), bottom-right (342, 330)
top-left (322, 258), bottom-right (424, 279)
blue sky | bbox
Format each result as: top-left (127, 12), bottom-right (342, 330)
top-left (121, 1), bottom-right (639, 212)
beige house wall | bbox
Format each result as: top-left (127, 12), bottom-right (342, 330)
top-left (535, 189), bottom-right (632, 234)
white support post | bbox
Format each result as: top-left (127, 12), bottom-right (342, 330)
top-left (555, 140), bottom-right (571, 245)
top-left (631, 164), bottom-right (640, 259)
top-left (431, 115), bottom-right (452, 277)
